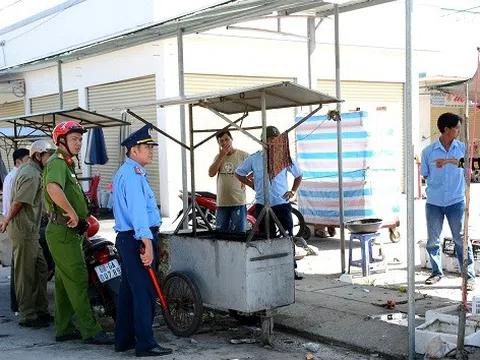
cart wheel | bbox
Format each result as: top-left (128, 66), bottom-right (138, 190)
top-left (327, 226), bottom-right (337, 237)
top-left (162, 272), bottom-right (203, 337)
top-left (389, 228), bottom-right (401, 243)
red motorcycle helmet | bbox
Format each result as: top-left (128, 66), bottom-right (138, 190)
top-left (53, 121), bottom-right (87, 145)
top-left (86, 215), bottom-right (100, 237)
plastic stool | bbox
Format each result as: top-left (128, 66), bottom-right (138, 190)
top-left (348, 232), bottom-right (385, 277)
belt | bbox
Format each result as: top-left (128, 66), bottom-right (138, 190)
top-left (48, 212), bottom-right (69, 226)
top-left (120, 227), bottom-right (159, 236)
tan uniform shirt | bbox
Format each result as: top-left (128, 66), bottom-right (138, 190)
top-left (8, 160), bottom-right (43, 240)
top-left (216, 149), bottom-right (249, 207)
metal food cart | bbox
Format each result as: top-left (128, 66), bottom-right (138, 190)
top-left (124, 81), bottom-right (341, 344)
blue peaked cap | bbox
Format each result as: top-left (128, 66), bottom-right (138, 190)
top-left (121, 123), bottom-right (158, 150)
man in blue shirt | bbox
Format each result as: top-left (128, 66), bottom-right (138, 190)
top-left (112, 123), bottom-right (172, 357)
top-left (235, 125), bottom-right (303, 279)
top-left (420, 112), bottom-right (475, 289)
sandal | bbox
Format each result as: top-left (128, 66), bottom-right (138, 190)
top-left (425, 274), bottom-right (442, 285)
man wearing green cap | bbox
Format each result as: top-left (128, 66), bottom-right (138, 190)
top-left (235, 125), bottom-right (304, 279)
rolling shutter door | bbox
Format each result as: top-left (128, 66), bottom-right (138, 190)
top-left (87, 76), bottom-right (160, 200)
top-left (317, 80), bottom-right (405, 190)
top-left (0, 100), bottom-right (26, 171)
top-left (30, 90), bottom-right (78, 113)
top-left (0, 100), bottom-right (24, 118)
top-left (184, 73), bottom-right (295, 195)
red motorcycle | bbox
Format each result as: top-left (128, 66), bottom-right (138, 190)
top-left (174, 190), bottom-right (311, 240)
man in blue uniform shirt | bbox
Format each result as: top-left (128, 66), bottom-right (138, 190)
top-left (420, 112), bottom-right (475, 289)
top-left (235, 125), bottom-right (303, 279)
top-left (112, 123), bottom-right (172, 357)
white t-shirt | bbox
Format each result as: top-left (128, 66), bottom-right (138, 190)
top-left (3, 166), bottom-right (18, 216)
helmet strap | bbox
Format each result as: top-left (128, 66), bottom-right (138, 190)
top-left (32, 153), bottom-right (43, 169)
top-left (59, 137), bottom-right (74, 158)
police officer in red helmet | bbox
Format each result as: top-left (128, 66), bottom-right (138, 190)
top-left (43, 121), bottom-right (114, 344)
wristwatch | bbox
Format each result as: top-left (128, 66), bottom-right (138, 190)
top-left (290, 190), bottom-right (296, 196)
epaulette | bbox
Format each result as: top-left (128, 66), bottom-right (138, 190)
top-left (57, 152), bottom-right (74, 166)
top-left (134, 166), bottom-right (144, 175)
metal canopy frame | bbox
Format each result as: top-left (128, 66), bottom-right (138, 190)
top-left (0, 0), bottom-right (396, 76)
top-left (0, 126), bottom-right (48, 170)
top-left (0, 107), bottom-right (130, 138)
top-left (0, 0), bottom-right (415, 357)
top-left (427, 65), bottom-right (480, 102)
top-left (124, 81), bottom-right (341, 241)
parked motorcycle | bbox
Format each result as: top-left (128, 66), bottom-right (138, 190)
top-left (40, 215), bottom-right (120, 319)
top-left (84, 237), bottom-right (121, 319)
top-left (174, 190), bottom-right (311, 240)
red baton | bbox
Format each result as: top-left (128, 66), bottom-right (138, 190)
top-left (139, 245), bottom-right (167, 310)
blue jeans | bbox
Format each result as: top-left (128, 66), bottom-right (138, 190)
top-left (426, 201), bottom-right (475, 281)
top-left (216, 205), bottom-right (247, 232)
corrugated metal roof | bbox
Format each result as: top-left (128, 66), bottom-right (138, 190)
top-left (124, 81), bottom-right (341, 114)
top-left (0, 107), bottom-right (129, 136)
top-left (0, 0), bottom-right (396, 75)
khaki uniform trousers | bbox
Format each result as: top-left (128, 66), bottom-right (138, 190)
top-left (11, 236), bottom-right (48, 323)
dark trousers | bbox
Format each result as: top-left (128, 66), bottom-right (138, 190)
top-left (254, 203), bottom-right (294, 236)
top-left (10, 252), bottom-right (18, 312)
top-left (255, 203), bottom-right (297, 270)
top-left (115, 232), bottom-right (158, 353)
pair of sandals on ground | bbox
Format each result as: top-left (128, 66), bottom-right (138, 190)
top-left (424, 274), bottom-right (475, 291)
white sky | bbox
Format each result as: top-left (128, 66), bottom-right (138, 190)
top-left (0, 0), bottom-right (478, 76)
top-left (0, 0), bottom-right (66, 29)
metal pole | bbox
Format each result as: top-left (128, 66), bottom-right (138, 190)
top-left (307, 17), bottom-right (315, 113)
top-left (405, 0), bottom-right (416, 358)
top-left (189, 104), bottom-right (196, 236)
top-left (456, 82), bottom-right (470, 358)
top-left (178, 29), bottom-right (189, 230)
top-left (261, 92), bottom-right (270, 238)
top-left (334, 4), bottom-right (346, 273)
top-left (57, 60), bottom-right (64, 109)
top-left (307, 17), bottom-right (315, 90)
top-left (205, 106), bottom-right (266, 148)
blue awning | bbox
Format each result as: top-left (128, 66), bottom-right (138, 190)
top-left (85, 127), bottom-right (108, 165)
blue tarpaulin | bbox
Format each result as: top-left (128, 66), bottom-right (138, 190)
top-left (85, 127), bottom-right (108, 165)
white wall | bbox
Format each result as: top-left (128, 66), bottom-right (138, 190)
top-left (21, 41), bottom-right (162, 99)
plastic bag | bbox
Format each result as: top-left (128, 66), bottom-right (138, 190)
top-left (424, 336), bottom-right (455, 359)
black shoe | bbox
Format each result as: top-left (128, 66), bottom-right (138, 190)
top-left (115, 343), bottom-right (135, 352)
top-left (37, 313), bottom-right (54, 323)
top-left (56, 330), bottom-right (82, 342)
top-left (294, 270), bottom-right (304, 280)
top-left (19, 317), bottom-right (49, 328)
top-left (84, 331), bottom-right (115, 345)
top-left (136, 346), bottom-right (173, 357)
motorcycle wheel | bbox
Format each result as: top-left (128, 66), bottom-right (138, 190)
top-left (291, 208), bottom-right (307, 239)
top-left (90, 285), bottom-right (117, 320)
top-left (302, 226), bottom-right (312, 241)
top-left (187, 207), bottom-right (215, 230)
top-left (162, 272), bottom-right (203, 337)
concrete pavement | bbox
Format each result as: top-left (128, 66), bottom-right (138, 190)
top-left (4, 184), bottom-right (480, 359)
